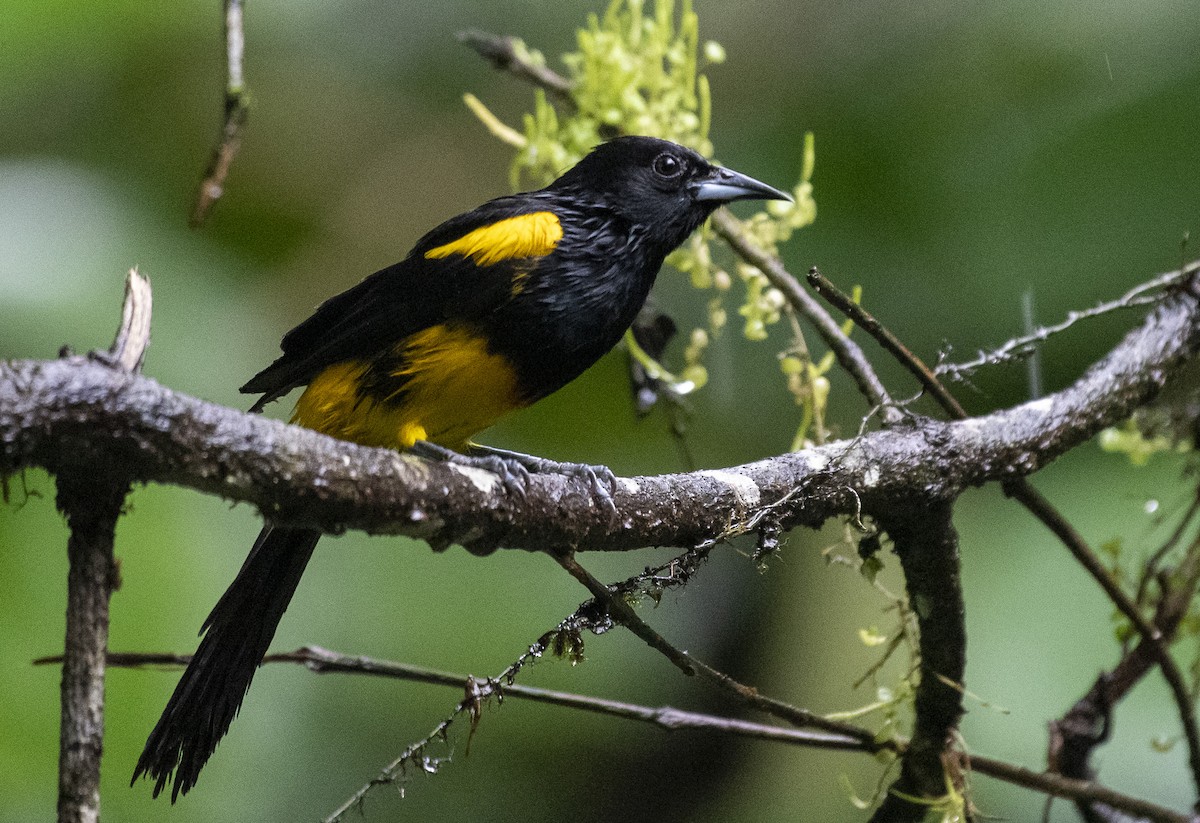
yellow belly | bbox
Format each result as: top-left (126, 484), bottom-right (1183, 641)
top-left (291, 324), bottom-right (525, 452)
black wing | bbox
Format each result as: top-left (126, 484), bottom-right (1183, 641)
top-left (240, 194), bottom-right (556, 411)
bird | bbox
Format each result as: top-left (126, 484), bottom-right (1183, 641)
top-left (132, 135), bottom-right (790, 800)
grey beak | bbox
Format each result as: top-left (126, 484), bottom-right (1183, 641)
top-left (692, 165), bottom-right (792, 204)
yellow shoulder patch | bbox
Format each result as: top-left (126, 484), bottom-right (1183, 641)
top-left (424, 211), bottom-right (562, 266)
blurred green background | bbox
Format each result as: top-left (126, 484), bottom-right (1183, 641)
top-left (3, 1), bottom-right (1199, 821)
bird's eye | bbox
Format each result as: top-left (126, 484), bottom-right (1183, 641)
top-left (652, 152), bottom-right (683, 179)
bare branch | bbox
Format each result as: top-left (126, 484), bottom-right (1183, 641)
top-left (54, 271), bottom-right (146, 823)
top-left (869, 502), bottom-right (967, 822)
top-left (937, 266), bottom-right (1196, 380)
top-left (1052, 530), bottom-right (1200, 820)
top-left (554, 552), bottom-right (697, 675)
top-left (190, 0), bottom-right (249, 227)
top-left (966, 753), bottom-right (1199, 823)
top-left (3, 274), bottom-right (1197, 558)
top-left (710, 210), bottom-right (903, 425)
top-left (99, 646), bottom-right (867, 749)
top-left (457, 30), bottom-right (575, 105)
top-left (553, 550), bottom-right (879, 743)
top-left (807, 266), bottom-right (967, 419)
top-left (1014, 478), bottom-right (1200, 803)
top-left (92, 646), bottom-right (1199, 822)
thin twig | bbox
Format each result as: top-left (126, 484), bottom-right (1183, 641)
top-left (1053, 531), bottom-right (1200, 819)
top-left (1021, 290), bottom-right (1045, 399)
top-left (319, 621), bottom-right (563, 822)
top-left (807, 266), bottom-right (966, 418)
top-left (1003, 492), bottom-right (1199, 808)
top-left (323, 706), bottom-right (458, 821)
top-left (96, 647), bottom-right (867, 750)
top-left (966, 753), bottom-right (1199, 823)
top-left (456, 30), bottom-right (575, 105)
top-left (190, 0), bottom-right (249, 227)
top-left (1003, 480), bottom-right (1164, 649)
top-left (554, 551), bottom-right (697, 675)
top-left (94, 646), bottom-right (1198, 822)
top-left (1136, 489), bottom-right (1200, 608)
top-left (802, 267), bottom-right (1176, 815)
top-left (1020, 477), bottom-right (1200, 802)
top-left (1155, 535), bottom-right (1200, 802)
top-left (808, 271), bottom-right (1179, 663)
top-left (320, 547), bottom-right (725, 819)
top-left (554, 551), bottom-right (879, 745)
top-left (710, 211), bottom-right (903, 425)
top-left (937, 266), bottom-right (1197, 380)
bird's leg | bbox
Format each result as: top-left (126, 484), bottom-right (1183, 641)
top-left (409, 441), bottom-right (619, 509)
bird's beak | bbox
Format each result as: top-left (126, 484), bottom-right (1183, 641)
top-left (692, 165), bottom-right (793, 204)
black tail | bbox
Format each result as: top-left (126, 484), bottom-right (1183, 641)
top-left (132, 525), bottom-right (320, 801)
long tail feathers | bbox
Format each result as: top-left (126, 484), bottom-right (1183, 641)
top-left (132, 526), bottom-right (321, 801)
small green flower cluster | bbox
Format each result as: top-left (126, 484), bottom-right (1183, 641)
top-left (467, 0), bottom-right (816, 406)
top-left (511, 0), bottom-right (716, 187)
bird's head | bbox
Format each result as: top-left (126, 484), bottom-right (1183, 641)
top-left (551, 135), bottom-right (792, 246)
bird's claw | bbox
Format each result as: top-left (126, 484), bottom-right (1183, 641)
top-left (550, 460), bottom-right (619, 508)
top-left (412, 442), bottom-right (620, 512)
top-left (409, 441), bottom-right (532, 497)
top-left (465, 453), bottom-right (534, 498)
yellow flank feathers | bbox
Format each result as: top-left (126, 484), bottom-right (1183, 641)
top-left (291, 325), bottom-right (525, 452)
top-left (424, 212), bottom-right (562, 266)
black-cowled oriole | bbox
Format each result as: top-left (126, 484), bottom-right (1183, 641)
top-left (134, 135), bottom-right (789, 799)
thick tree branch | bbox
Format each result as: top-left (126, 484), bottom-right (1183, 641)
top-left (869, 502), bottom-right (967, 822)
top-left (12, 272), bottom-right (1198, 821)
top-left (56, 479), bottom-right (124, 823)
top-left (53, 270), bottom-right (148, 823)
top-left (2, 275), bottom-right (1197, 557)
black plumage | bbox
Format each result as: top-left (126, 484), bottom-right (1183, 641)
top-left (133, 135), bottom-right (789, 800)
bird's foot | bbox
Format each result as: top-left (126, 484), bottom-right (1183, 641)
top-left (411, 442), bottom-right (619, 511)
top-left (471, 445), bottom-right (620, 507)
top-left (409, 441), bottom-right (532, 497)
